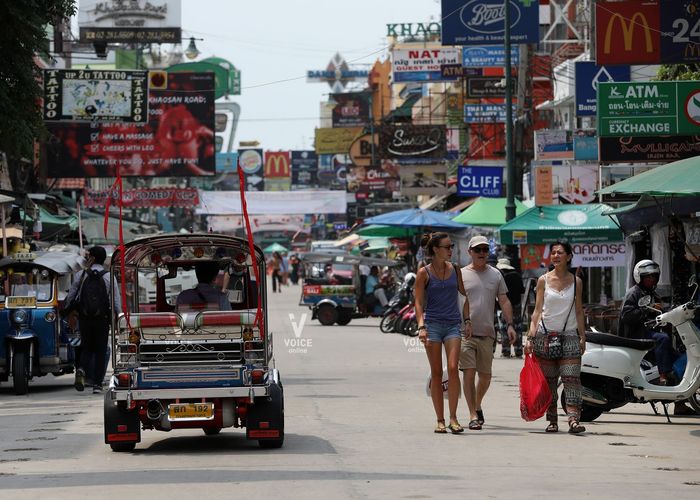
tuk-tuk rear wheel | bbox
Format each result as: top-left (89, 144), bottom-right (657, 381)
top-left (12, 352), bottom-right (29, 396)
top-left (317, 304), bottom-right (338, 326)
top-left (336, 307), bottom-right (352, 325)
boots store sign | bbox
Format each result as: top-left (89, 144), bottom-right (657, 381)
top-left (441, 0), bottom-right (539, 45)
top-left (379, 125), bottom-right (447, 161)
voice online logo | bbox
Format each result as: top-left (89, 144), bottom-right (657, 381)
top-left (404, 336), bottom-right (425, 353)
top-left (286, 313), bottom-right (312, 353)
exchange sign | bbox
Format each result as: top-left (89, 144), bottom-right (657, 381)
top-left (598, 81), bottom-right (700, 137)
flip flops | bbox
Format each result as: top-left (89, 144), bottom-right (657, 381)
top-left (476, 409), bottom-right (485, 425)
top-left (448, 421), bottom-right (464, 434)
top-left (468, 419), bottom-right (482, 430)
top-left (545, 422), bottom-right (559, 433)
top-left (434, 420), bottom-right (447, 434)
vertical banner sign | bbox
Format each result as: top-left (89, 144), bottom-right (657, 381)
top-left (441, 0), bottom-right (540, 45)
top-left (457, 166), bottom-right (503, 197)
top-left (660, 0), bottom-right (700, 64)
top-left (238, 149), bottom-right (264, 191)
top-left (534, 166), bottom-right (553, 206)
top-left (291, 150), bottom-right (318, 190)
top-left (574, 62), bottom-right (631, 117)
top-left (43, 69), bottom-right (148, 122)
top-left (595, 0), bottom-right (660, 65)
top-left (264, 151), bottom-right (291, 191)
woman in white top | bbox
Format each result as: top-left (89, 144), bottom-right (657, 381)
top-left (525, 241), bottom-right (586, 434)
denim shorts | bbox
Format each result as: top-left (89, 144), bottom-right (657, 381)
top-left (425, 321), bottom-right (462, 344)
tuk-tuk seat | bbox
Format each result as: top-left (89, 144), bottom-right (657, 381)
top-left (191, 310), bottom-right (257, 339)
top-left (118, 312), bottom-right (183, 339)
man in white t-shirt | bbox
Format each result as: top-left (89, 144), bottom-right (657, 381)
top-left (459, 235), bottom-right (517, 430)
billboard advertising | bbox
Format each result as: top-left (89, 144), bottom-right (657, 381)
top-left (83, 187), bottom-right (199, 208)
top-left (291, 150), bottom-right (318, 190)
top-left (457, 166), bottom-right (503, 197)
top-left (595, 0), bottom-right (700, 65)
top-left (400, 164), bottom-right (448, 196)
top-left (534, 130), bottom-right (574, 161)
top-left (574, 62), bottom-right (631, 117)
top-left (462, 45), bottom-right (519, 67)
top-left (598, 81), bottom-right (700, 137)
top-left (347, 163), bottom-right (400, 201)
top-left (216, 152), bottom-right (238, 173)
top-left (47, 72), bottom-right (215, 177)
top-left (391, 47), bottom-right (461, 82)
top-left (599, 135), bottom-right (700, 163)
top-left (534, 163), bottom-right (598, 206)
top-left (317, 154), bottom-right (349, 190)
top-left (379, 124), bottom-right (447, 160)
top-left (79, 0), bottom-right (182, 44)
top-left (264, 151), bottom-right (291, 191)
top-left (315, 127), bottom-right (362, 155)
top-left (331, 92), bottom-right (370, 128)
top-left (238, 148), bottom-right (264, 191)
top-left (464, 104), bottom-right (515, 123)
top-left (43, 69), bottom-right (148, 123)
top-left (441, 0), bottom-right (539, 46)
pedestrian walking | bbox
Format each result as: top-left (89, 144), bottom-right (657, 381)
top-left (497, 258), bottom-right (525, 358)
top-left (65, 246), bottom-right (121, 393)
top-left (268, 251), bottom-right (283, 293)
top-left (415, 232), bottom-right (471, 434)
top-left (525, 241), bottom-right (586, 434)
top-left (460, 235), bottom-right (516, 430)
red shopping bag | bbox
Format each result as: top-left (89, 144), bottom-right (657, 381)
top-left (519, 353), bottom-right (552, 421)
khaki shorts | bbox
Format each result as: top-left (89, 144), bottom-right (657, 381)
top-left (459, 336), bottom-right (494, 374)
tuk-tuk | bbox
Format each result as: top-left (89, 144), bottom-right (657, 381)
top-left (0, 251), bottom-right (84, 394)
top-left (298, 251), bottom-right (402, 326)
top-left (104, 233), bottom-right (284, 452)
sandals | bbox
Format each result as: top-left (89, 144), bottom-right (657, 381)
top-left (568, 420), bottom-right (586, 434)
top-left (545, 422), bottom-right (558, 433)
top-left (476, 409), bottom-right (485, 425)
top-left (434, 419), bottom-right (447, 434)
top-left (468, 419), bottom-right (482, 430)
top-left (448, 421), bottom-right (464, 434)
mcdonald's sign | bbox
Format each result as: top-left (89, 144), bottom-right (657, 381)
top-left (264, 151), bottom-right (291, 178)
top-left (595, 1), bottom-right (660, 65)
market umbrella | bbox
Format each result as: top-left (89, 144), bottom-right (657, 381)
top-left (452, 197), bottom-right (528, 227)
top-left (497, 204), bottom-right (623, 245)
top-left (363, 208), bottom-right (469, 231)
top-left (598, 155), bottom-right (700, 196)
top-left (263, 242), bottom-right (289, 254)
top-left (603, 194), bottom-right (700, 234)
top-left (356, 224), bottom-right (421, 237)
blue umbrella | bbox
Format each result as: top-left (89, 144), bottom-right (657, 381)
top-left (364, 208), bottom-right (469, 231)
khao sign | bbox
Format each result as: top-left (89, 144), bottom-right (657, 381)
top-left (598, 81), bottom-right (700, 137)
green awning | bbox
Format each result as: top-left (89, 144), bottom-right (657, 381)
top-left (263, 242), bottom-right (289, 254)
top-left (390, 94), bottom-right (421, 118)
top-left (167, 57), bottom-right (240, 99)
top-left (598, 155), bottom-right (700, 196)
top-left (21, 207), bottom-right (78, 230)
top-left (356, 225), bottom-right (419, 237)
top-left (497, 204), bottom-right (623, 244)
top-left (452, 197), bottom-right (528, 227)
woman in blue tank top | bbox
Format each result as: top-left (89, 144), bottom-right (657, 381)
top-left (415, 232), bottom-right (471, 434)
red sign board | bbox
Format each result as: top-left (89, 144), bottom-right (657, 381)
top-left (595, 1), bottom-right (661, 65)
top-left (264, 151), bottom-right (291, 178)
top-left (83, 188), bottom-right (199, 208)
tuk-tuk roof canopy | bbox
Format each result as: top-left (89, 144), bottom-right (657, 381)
top-left (299, 251), bottom-right (402, 268)
top-left (0, 251), bottom-right (84, 274)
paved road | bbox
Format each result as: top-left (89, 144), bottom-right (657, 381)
top-left (1, 283), bottom-right (699, 499)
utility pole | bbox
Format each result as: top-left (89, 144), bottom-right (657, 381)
top-left (504, 0), bottom-right (515, 224)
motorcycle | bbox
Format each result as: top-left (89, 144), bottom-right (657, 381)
top-left (379, 273), bottom-right (415, 334)
top-left (578, 275), bottom-right (700, 421)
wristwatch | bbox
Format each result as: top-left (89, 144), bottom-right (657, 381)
top-left (417, 325), bottom-right (427, 331)
top-left (464, 317), bottom-right (471, 324)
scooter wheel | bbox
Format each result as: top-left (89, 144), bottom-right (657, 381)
top-left (380, 313), bottom-right (398, 333)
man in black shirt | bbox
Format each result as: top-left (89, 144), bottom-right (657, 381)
top-left (496, 258), bottom-right (525, 358)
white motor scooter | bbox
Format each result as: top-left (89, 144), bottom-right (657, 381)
top-left (577, 276), bottom-right (700, 422)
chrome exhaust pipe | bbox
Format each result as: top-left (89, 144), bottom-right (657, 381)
top-left (146, 399), bottom-right (164, 420)
top-left (582, 386), bottom-right (608, 405)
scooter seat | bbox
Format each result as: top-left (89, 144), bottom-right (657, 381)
top-left (586, 331), bottom-right (655, 351)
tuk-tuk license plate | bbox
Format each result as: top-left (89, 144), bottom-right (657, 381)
top-left (168, 402), bottom-right (214, 420)
top-left (5, 296), bottom-right (37, 309)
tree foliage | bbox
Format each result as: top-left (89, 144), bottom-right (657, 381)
top-left (656, 63), bottom-right (700, 81)
top-left (0, 0), bottom-right (76, 159)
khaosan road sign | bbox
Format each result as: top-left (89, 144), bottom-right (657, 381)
top-left (597, 81), bottom-right (700, 137)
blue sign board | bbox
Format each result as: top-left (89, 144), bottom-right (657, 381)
top-left (574, 62), bottom-right (631, 117)
top-left (442, 0), bottom-right (539, 46)
top-left (216, 152), bottom-right (239, 173)
top-left (464, 104), bottom-right (515, 123)
top-left (462, 46), bottom-right (519, 67)
top-left (573, 131), bottom-right (598, 161)
top-left (457, 166), bottom-right (503, 197)
top-left (660, 1), bottom-right (700, 64)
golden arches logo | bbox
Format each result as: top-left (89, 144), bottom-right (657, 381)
top-left (685, 43), bottom-right (700, 58)
top-left (604, 12), bottom-right (654, 54)
top-left (265, 154), bottom-right (289, 176)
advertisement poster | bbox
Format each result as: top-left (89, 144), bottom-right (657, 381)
top-left (216, 152), bottom-right (238, 173)
top-left (291, 150), bottom-right (318, 190)
top-left (83, 187), bottom-right (199, 208)
top-left (331, 92), bottom-right (370, 128)
top-left (47, 72), bottom-right (215, 177)
top-left (521, 243), bottom-right (625, 269)
top-left (317, 154), bottom-right (349, 190)
top-left (534, 163), bottom-right (598, 205)
top-left (441, 0), bottom-right (539, 46)
top-left (573, 130), bottom-right (598, 161)
top-left (574, 62), bottom-right (631, 117)
top-left (534, 130), bottom-right (574, 160)
top-left (391, 47), bottom-right (461, 82)
top-left (347, 162), bottom-right (400, 201)
top-left (315, 127), bottom-right (362, 155)
top-left (457, 166), bottom-right (503, 197)
top-left (264, 151), bottom-right (291, 191)
top-left (379, 124), bottom-right (447, 161)
top-left (238, 148), bottom-right (264, 191)
top-left (599, 135), bottom-right (700, 163)
top-left (399, 164), bottom-right (448, 196)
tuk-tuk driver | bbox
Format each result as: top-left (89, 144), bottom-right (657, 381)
top-left (176, 261), bottom-right (232, 312)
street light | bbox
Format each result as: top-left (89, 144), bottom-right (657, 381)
top-left (184, 37), bottom-right (203, 60)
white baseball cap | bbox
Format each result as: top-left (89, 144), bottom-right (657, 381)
top-left (468, 235), bottom-right (489, 249)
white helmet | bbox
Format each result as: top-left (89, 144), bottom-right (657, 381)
top-left (633, 259), bottom-right (660, 284)
top-left (403, 272), bottom-right (417, 287)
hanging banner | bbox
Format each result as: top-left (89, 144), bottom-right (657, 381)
top-left (441, 0), bottom-right (539, 46)
top-left (47, 72), bottom-right (215, 177)
top-left (83, 187), bottom-right (199, 208)
top-left (196, 190), bottom-right (347, 215)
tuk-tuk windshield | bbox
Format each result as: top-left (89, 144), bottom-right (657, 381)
top-left (0, 267), bottom-right (54, 302)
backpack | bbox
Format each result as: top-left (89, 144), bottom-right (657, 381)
top-left (79, 269), bottom-right (110, 318)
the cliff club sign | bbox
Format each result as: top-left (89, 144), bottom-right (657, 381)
top-left (307, 53), bottom-right (370, 93)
